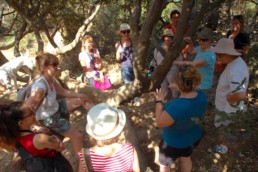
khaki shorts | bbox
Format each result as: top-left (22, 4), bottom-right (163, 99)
top-left (38, 99), bottom-right (71, 135)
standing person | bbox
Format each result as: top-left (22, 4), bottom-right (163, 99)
top-left (153, 65), bottom-right (207, 172)
top-left (78, 103), bottom-right (140, 172)
top-left (116, 23), bottom-right (135, 84)
top-left (25, 52), bottom-right (94, 154)
top-left (79, 35), bottom-right (103, 86)
top-left (226, 15), bottom-right (250, 58)
top-left (212, 38), bottom-right (249, 129)
top-left (153, 29), bottom-right (183, 93)
top-left (165, 10), bottom-right (181, 35)
top-left (174, 28), bottom-right (216, 93)
top-left (0, 102), bottom-right (73, 172)
top-left (165, 9), bottom-right (188, 60)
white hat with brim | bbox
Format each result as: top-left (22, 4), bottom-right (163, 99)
top-left (162, 29), bottom-right (174, 37)
top-left (211, 38), bottom-right (241, 56)
top-left (86, 103), bottom-right (126, 140)
top-left (120, 23), bottom-right (130, 31)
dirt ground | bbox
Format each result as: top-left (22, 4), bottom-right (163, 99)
top-left (0, 56), bottom-right (257, 172)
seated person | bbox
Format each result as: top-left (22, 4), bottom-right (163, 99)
top-left (78, 103), bottom-right (140, 172)
top-left (25, 52), bottom-right (93, 154)
top-left (79, 35), bottom-right (104, 86)
top-left (0, 102), bottom-right (73, 172)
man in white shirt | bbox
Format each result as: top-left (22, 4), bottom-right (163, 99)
top-left (209, 38), bottom-right (249, 153)
top-left (212, 38), bottom-right (249, 128)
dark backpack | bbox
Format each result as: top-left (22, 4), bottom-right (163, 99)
top-left (16, 142), bottom-right (73, 172)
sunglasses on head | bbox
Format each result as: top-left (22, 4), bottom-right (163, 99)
top-left (197, 38), bottom-right (209, 42)
top-left (121, 30), bottom-right (130, 34)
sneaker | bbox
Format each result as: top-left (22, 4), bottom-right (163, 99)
top-left (214, 144), bottom-right (228, 154)
top-left (208, 144), bottom-right (228, 154)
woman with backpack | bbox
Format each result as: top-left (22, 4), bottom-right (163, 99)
top-left (25, 52), bottom-right (93, 154)
top-left (0, 102), bottom-right (73, 172)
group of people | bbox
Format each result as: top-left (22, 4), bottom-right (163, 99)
top-left (0, 9), bottom-right (250, 172)
top-left (0, 51), bottom-right (140, 172)
top-left (151, 11), bottom-right (250, 172)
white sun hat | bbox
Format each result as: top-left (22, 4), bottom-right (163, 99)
top-left (211, 38), bottom-right (241, 56)
top-left (86, 103), bottom-right (126, 140)
top-left (120, 23), bottom-right (130, 31)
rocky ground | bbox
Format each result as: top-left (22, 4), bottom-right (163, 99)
top-left (0, 55), bottom-right (257, 172)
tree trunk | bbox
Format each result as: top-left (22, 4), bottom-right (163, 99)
top-left (0, 51), bottom-right (8, 65)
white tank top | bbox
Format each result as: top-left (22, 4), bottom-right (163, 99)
top-left (31, 76), bottom-right (59, 120)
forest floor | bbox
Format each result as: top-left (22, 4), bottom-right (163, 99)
top-left (0, 52), bottom-right (257, 172)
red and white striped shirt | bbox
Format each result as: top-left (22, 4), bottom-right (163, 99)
top-left (79, 143), bottom-right (134, 172)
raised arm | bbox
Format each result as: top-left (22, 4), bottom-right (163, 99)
top-left (184, 37), bottom-right (197, 56)
top-left (154, 88), bottom-right (175, 128)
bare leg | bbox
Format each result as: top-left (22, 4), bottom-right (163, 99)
top-left (159, 164), bottom-right (171, 172)
top-left (179, 156), bottom-right (192, 172)
top-left (65, 97), bottom-right (93, 112)
top-left (62, 126), bottom-right (83, 153)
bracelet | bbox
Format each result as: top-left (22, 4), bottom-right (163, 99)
top-left (155, 100), bottom-right (163, 104)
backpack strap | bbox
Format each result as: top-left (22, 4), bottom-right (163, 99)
top-left (82, 148), bottom-right (94, 172)
top-left (16, 142), bottom-right (34, 161)
top-left (120, 39), bottom-right (123, 48)
top-left (120, 38), bottom-right (133, 48)
top-left (30, 77), bottom-right (48, 112)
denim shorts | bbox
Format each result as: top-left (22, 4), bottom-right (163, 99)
top-left (121, 67), bottom-right (134, 84)
top-left (159, 139), bottom-right (201, 166)
top-left (38, 99), bottom-right (71, 135)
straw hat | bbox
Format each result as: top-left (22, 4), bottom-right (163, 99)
top-left (211, 38), bottom-right (241, 56)
top-left (119, 23), bottom-right (130, 31)
top-left (86, 103), bottom-right (126, 140)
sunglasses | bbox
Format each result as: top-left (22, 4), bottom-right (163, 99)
top-left (121, 30), bottom-right (130, 34)
top-left (48, 62), bottom-right (59, 68)
top-left (197, 38), bottom-right (209, 42)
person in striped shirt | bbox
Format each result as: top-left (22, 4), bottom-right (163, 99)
top-left (78, 103), bottom-right (140, 172)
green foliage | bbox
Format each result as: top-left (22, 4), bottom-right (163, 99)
top-left (0, 35), bottom-right (14, 47)
top-left (247, 42), bottom-right (258, 104)
top-left (19, 33), bottom-right (38, 55)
